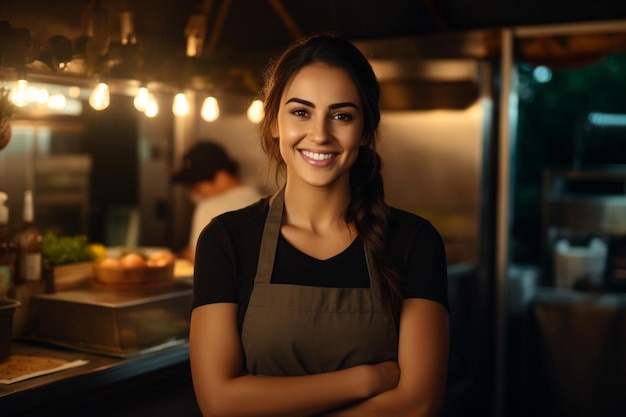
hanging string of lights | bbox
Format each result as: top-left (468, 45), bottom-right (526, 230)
top-left (1, 1), bottom-right (265, 123)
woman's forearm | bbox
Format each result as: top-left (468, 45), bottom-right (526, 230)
top-left (321, 300), bottom-right (450, 417)
top-left (195, 362), bottom-right (399, 417)
top-left (319, 383), bottom-right (445, 417)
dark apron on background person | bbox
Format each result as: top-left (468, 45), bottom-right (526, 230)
top-left (242, 187), bottom-right (398, 376)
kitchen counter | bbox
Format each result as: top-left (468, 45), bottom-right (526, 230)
top-left (0, 263), bottom-right (479, 416)
top-left (1, 275), bottom-right (199, 416)
top-left (0, 339), bottom-right (199, 416)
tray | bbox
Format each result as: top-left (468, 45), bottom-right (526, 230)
top-left (26, 281), bottom-right (192, 357)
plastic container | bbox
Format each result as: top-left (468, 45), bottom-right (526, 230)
top-left (553, 238), bottom-right (608, 289)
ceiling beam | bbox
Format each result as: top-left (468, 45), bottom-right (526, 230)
top-left (268, 0), bottom-right (303, 40)
top-left (420, 0), bottom-right (449, 30)
top-left (205, 0), bottom-right (232, 57)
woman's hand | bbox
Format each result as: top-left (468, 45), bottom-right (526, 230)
top-left (364, 361), bottom-right (400, 397)
top-left (315, 299), bottom-right (449, 417)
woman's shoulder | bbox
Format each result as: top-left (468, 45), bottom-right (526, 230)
top-left (196, 195), bottom-right (269, 259)
top-left (211, 195), bottom-right (270, 231)
top-left (389, 206), bottom-right (440, 233)
top-left (388, 206), bottom-right (445, 249)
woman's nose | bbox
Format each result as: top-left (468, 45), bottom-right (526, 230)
top-left (308, 118), bottom-right (331, 144)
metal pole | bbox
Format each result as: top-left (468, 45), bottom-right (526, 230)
top-left (494, 27), bottom-right (517, 417)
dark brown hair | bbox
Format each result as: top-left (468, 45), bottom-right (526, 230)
top-left (259, 33), bottom-right (403, 320)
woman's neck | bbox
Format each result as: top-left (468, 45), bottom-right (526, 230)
top-left (282, 180), bottom-right (351, 234)
top-left (279, 179), bottom-right (357, 260)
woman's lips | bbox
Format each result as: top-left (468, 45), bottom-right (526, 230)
top-left (299, 149), bottom-right (337, 166)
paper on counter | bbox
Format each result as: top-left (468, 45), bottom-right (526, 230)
top-left (0, 354), bottom-right (89, 384)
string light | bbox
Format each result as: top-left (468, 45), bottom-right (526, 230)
top-left (246, 99), bottom-right (264, 123)
top-left (10, 76), bottom-right (263, 122)
top-left (200, 96), bottom-right (219, 122)
top-left (144, 93), bottom-right (159, 117)
top-left (172, 92), bottom-right (190, 117)
top-left (89, 82), bottom-right (110, 110)
top-left (133, 86), bottom-right (149, 111)
top-left (11, 79), bottom-right (29, 107)
top-left (47, 93), bottom-right (67, 109)
top-left (30, 86), bottom-right (49, 104)
top-left (68, 86), bottom-right (81, 98)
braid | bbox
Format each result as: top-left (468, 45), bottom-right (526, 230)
top-left (348, 146), bottom-right (403, 321)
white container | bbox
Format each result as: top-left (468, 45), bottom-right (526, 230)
top-left (553, 238), bottom-right (607, 288)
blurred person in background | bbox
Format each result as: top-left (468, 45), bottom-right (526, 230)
top-left (171, 141), bottom-right (261, 262)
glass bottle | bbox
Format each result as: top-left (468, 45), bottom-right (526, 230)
top-left (0, 191), bottom-right (16, 297)
top-left (16, 190), bottom-right (43, 285)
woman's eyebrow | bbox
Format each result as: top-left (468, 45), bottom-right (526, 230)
top-left (329, 102), bottom-right (359, 111)
top-left (285, 97), bottom-right (313, 107)
top-left (285, 97), bottom-right (359, 110)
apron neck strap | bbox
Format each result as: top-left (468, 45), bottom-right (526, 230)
top-left (254, 186), bottom-right (285, 285)
top-left (253, 185), bottom-right (381, 299)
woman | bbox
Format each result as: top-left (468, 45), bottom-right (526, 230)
top-left (189, 33), bottom-right (449, 417)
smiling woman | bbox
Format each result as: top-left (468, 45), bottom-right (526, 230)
top-left (189, 33), bottom-right (449, 417)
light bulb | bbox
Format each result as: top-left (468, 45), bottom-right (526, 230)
top-left (172, 92), bottom-right (190, 117)
top-left (201, 96), bottom-right (219, 122)
top-left (247, 99), bottom-right (264, 123)
top-left (11, 79), bottom-right (29, 107)
top-left (134, 86), bottom-right (149, 111)
top-left (89, 82), bottom-right (110, 110)
top-left (47, 93), bottom-right (67, 109)
top-left (32, 87), bottom-right (49, 105)
top-left (144, 94), bottom-right (159, 117)
top-left (68, 86), bottom-right (81, 98)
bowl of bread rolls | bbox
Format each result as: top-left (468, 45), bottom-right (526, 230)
top-left (94, 248), bottom-right (177, 289)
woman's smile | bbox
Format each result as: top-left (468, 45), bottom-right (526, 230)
top-left (299, 149), bottom-right (338, 166)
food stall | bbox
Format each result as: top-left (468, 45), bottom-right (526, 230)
top-left (0, 245), bottom-right (199, 416)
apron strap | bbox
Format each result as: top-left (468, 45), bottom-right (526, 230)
top-left (253, 185), bottom-right (382, 305)
top-left (254, 185), bottom-right (285, 285)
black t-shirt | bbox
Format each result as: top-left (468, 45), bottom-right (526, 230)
top-left (193, 197), bottom-right (449, 329)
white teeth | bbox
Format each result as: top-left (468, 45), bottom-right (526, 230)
top-left (301, 150), bottom-right (333, 160)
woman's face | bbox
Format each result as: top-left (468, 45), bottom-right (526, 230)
top-left (273, 63), bottom-right (364, 189)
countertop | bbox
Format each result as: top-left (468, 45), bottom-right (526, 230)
top-left (0, 339), bottom-right (192, 415)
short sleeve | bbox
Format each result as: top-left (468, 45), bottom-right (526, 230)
top-left (390, 211), bottom-right (449, 311)
top-left (192, 219), bottom-right (239, 309)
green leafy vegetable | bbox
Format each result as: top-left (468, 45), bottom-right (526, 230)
top-left (42, 232), bottom-right (96, 270)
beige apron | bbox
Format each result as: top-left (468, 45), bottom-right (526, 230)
top-left (242, 187), bottom-right (398, 376)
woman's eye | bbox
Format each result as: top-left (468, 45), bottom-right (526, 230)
top-left (334, 113), bottom-right (352, 121)
top-left (291, 108), bottom-right (308, 117)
